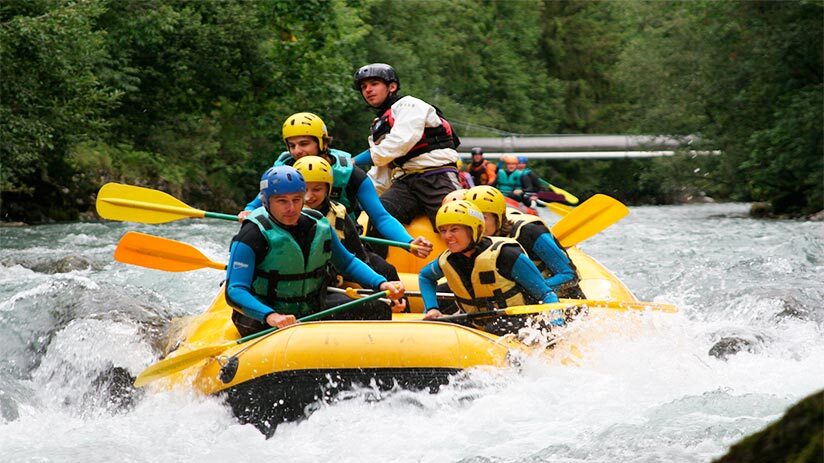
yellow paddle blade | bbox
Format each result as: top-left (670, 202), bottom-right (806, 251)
top-left (96, 183), bottom-right (205, 224)
top-left (504, 298), bottom-right (678, 316)
top-left (551, 194), bottom-right (629, 248)
top-left (115, 231), bottom-right (226, 272)
top-left (548, 184), bottom-right (579, 204)
top-left (133, 342), bottom-right (233, 387)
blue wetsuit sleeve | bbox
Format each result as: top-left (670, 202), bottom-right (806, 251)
top-left (330, 230), bottom-right (387, 290)
top-left (418, 258), bottom-right (444, 312)
top-left (225, 241), bottom-right (274, 322)
top-left (354, 149), bottom-right (373, 168)
top-left (510, 253), bottom-right (559, 303)
top-left (356, 177), bottom-right (414, 243)
top-left (244, 195), bottom-right (262, 212)
top-left (532, 233), bottom-right (576, 290)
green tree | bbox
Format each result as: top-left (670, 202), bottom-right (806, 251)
top-left (1, 0), bottom-right (118, 220)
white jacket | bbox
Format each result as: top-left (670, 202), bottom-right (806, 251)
top-left (368, 95), bottom-right (459, 173)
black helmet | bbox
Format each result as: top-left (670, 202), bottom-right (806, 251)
top-left (353, 63), bottom-right (400, 91)
top-left (470, 147), bottom-right (484, 155)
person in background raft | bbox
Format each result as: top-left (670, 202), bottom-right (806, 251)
top-left (494, 155), bottom-right (526, 203)
top-left (517, 155), bottom-right (543, 207)
top-left (419, 200), bottom-right (563, 336)
top-left (466, 147), bottom-right (497, 186)
top-left (225, 166), bottom-right (404, 336)
top-left (465, 185), bottom-right (585, 299)
top-left (293, 156), bottom-right (407, 312)
top-left (238, 112), bottom-right (432, 259)
top-left (352, 63), bottom-right (462, 228)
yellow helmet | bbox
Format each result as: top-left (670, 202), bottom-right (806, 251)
top-left (465, 185), bottom-right (506, 226)
top-left (442, 189), bottom-right (467, 204)
top-left (282, 112), bottom-right (328, 152)
top-left (293, 156), bottom-right (333, 188)
top-left (436, 200), bottom-right (485, 243)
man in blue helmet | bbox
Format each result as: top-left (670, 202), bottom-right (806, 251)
top-left (352, 63), bottom-right (462, 228)
top-left (225, 166), bottom-right (405, 336)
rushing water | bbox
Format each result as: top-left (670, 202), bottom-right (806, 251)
top-left (1, 203), bottom-right (822, 462)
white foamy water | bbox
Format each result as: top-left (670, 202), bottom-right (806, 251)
top-left (0, 203), bottom-right (821, 462)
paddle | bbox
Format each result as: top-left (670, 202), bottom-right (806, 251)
top-left (358, 235), bottom-right (421, 252)
top-left (133, 289), bottom-right (391, 387)
top-left (550, 194), bottom-right (629, 248)
top-left (96, 183), bottom-right (237, 224)
top-left (534, 199), bottom-right (573, 217)
top-left (351, 290), bottom-right (677, 314)
top-left (98, 183), bottom-right (415, 251)
top-left (537, 178), bottom-right (579, 205)
top-left (114, 231), bottom-right (226, 272)
top-left (113, 235), bottom-right (675, 315)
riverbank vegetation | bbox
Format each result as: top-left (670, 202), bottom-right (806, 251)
top-left (2, 0), bottom-right (821, 222)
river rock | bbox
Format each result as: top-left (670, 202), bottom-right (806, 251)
top-left (51, 256), bottom-right (94, 273)
top-left (708, 335), bottom-right (766, 360)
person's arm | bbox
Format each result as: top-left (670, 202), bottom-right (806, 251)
top-left (330, 230), bottom-right (387, 290)
top-left (225, 240), bottom-right (275, 322)
top-left (419, 257), bottom-right (447, 318)
top-left (526, 226), bottom-right (577, 289)
top-left (355, 175), bottom-right (414, 243)
top-left (369, 98), bottom-right (428, 167)
top-left (485, 162), bottom-right (497, 185)
top-left (354, 149), bottom-right (373, 168)
top-left (504, 249), bottom-right (559, 304)
top-left (418, 258), bottom-right (445, 313)
top-left (244, 195), bottom-right (262, 212)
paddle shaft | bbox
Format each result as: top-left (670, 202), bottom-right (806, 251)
top-left (236, 290), bottom-right (391, 344)
top-left (359, 235), bottom-right (417, 251)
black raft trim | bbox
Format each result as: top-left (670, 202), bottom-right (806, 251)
top-left (222, 367), bottom-right (460, 438)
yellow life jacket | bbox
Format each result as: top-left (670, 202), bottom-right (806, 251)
top-left (324, 201), bottom-right (349, 241)
top-left (438, 236), bottom-right (529, 313)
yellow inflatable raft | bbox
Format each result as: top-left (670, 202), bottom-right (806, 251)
top-left (150, 215), bottom-right (635, 435)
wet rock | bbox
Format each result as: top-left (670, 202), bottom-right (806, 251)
top-left (749, 202), bottom-right (772, 218)
top-left (51, 255), bottom-right (94, 273)
top-left (0, 221), bottom-right (27, 227)
top-left (708, 335), bottom-right (766, 360)
top-left (714, 389), bottom-right (823, 463)
top-left (89, 366), bottom-right (139, 412)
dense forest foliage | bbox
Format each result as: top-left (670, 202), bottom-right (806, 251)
top-left (1, 0), bottom-right (821, 222)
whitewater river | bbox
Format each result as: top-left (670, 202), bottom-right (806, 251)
top-left (1, 203), bottom-right (821, 462)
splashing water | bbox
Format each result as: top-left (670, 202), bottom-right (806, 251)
top-left (0, 203), bottom-right (821, 462)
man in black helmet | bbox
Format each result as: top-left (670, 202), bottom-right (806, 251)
top-left (466, 147), bottom-right (497, 186)
top-left (352, 63), bottom-right (462, 229)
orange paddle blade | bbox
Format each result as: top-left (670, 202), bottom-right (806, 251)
top-left (114, 231), bottom-right (226, 272)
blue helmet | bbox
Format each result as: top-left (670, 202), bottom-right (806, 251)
top-left (517, 156), bottom-right (528, 164)
top-left (260, 166), bottom-right (305, 206)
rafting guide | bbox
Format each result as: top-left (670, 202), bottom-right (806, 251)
top-left (352, 63), bottom-right (463, 228)
top-left (225, 165), bottom-right (405, 336)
